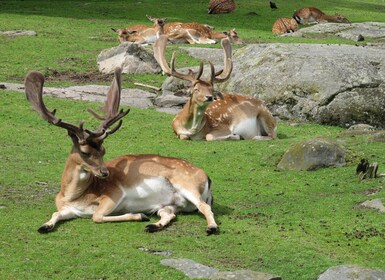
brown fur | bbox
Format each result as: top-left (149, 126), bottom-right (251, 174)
top-left (293, 7), bottom-right (350, 24)
top-left (272, 18), bottom-right (299, 35)
top-left (208, 0), bottom-right (236, 14)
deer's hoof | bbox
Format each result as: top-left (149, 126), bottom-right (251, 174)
top-left (38, 224), bottom-right (53, 234)
top-left (206, 226), bottom-right (219, 235)
top-left (145, 224), bottom-right (161, 233)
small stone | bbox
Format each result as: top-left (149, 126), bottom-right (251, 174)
top-left (360, 198), bottom-right (385, 213)
top-left (210, 270), bottom-right (282, 280)
top-left (161, 258), bottom-right (219, 279)
top-left (318, 265), bottom-right (385, 280)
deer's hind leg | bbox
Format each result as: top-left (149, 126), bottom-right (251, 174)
top-left (145, 205), bottom-right (177, 232)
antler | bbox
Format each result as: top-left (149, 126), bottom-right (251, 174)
top-left (212, 38), bottom-right (233, 83)
top-left (154, 35), bottom-right (232, 84)
top-left (25, 68), bottom-right (129, 144)
top-left (87, 67), bottom-right (130, 141)
top-left (153, 35), bottom-right (204, 82)
top-left (25, 71), bottom-right (92, 141)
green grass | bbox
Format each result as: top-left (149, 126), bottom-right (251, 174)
top-left (1, 90), bottom-right (385, 280)
top-left (1, 1), bottom-right (385, 279)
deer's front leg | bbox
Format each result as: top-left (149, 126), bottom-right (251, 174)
top-left (92, 196), bottom-right (149, 223)
top-left (38, 207), bottom-right (77, 233)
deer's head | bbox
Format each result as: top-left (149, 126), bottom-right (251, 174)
top-left (25, 67), bottom-right (129, 179)
top-left (153, 35), bottom-right (232, 108)
top-left (334, 13), bottom-right (351, 24)
top-left (111, 28), bottom-right (137, 43)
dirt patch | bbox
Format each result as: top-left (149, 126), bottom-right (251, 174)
top-left (45, 69), bottom-right (113, 83)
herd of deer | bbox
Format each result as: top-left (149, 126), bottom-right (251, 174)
top-left (111, 15), bottom-right (242, 45)
top-left (26, 7), bottom-right (349, 234)
top-left (272, 7), bottom-right (351, 35)
top-left (26, 28), bottom-right (275, 234)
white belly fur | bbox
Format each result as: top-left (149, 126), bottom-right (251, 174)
top-left (115, 177), bottom-right (193, 214)
top-left (232, 117), bottom-right (259, 139)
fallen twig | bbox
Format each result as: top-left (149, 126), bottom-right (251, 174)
top-left (134, 82), bottom-right (161, 91)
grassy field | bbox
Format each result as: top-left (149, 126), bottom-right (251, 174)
top-left (1, 1), bottom-right (385, 279)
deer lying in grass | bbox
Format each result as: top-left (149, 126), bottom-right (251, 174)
top-left (293, 7), bottom-right (351, 24)
top-left (272, 17), bottom-right (299, 35)
top-left (25, 67), bottom-right (218, 234)
top-left (112, 15), bottom-right (166, 44)
top-left (166, 23), bottom-right (242, 45)
top-left (153, 35), bottom-right (277, 141)
top-left (113, 16), bottom-right (242, 45)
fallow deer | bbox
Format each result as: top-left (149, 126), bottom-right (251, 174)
top-left (111, 24), bottom-right (148, 43)
top-left (113, 16), bottom-right (242, 45)
top-left (112, 15), bottom-right (166, 44)
top-left (208, 0), bottom-right (236, 14)
top-left (272, 17), bottom-right (299, 35)
top-left (25, 67), bottom-right (218, 234)
top-left (293, 7), bottom-right (351, 24)
top-left (166, 23), bottom-right (242, 45)
top-left (153, 35), bottom-right (277, 141)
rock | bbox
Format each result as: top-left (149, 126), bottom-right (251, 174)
top-left (372, 131), bottom-right (385, 142)
top-left (154, 94), bottom-right (187, 108)
top-left (210, 270), bottom-right (281, 280)
top-left (299, 22), bottom-right (385, 41)
top-left (1, 82), bottom-right (156, 109)
top-left (348, 124), bottom-right (375, 131)
top-left (360, 198), bottom-right (385, 213)
top-left (317, 265), bottom-right (385, 280)
top-left (97, 42), bottom-right (161, 74)
top-left (277, 138), bottom-right (346, 171)
top-left (215, 43), bottom-right (385, 128)
top-left (0, 30), bottom-right (37, 36)
top-left (160, 258), bottom-right (219, 279)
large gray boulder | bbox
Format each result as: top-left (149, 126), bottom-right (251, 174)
top-left (318, 265), bottom-right (385, 280)
top-left (216, 43), bottom-right (385, 128)
top-left (298, 22), bottom-right (385, 42)
top-left (97, 42), bottom-right (161, 74)
top-left (277, 138), bottom-right (346, 171)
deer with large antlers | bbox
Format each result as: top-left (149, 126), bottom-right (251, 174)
top-left (25, 67), bottom-right (218, 234)
top-left (153, 35), bottom-right (277, 141)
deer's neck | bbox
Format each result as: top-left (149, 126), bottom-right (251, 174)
top-left (60, 153), bottom-right (93, 202)
top-left (180, 99), bottom-right (208, 135)
top-left (210, 31), bottom-right (226, 40)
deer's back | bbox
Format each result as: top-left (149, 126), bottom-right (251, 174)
top-left (272, 18), bottom-right (298, 35)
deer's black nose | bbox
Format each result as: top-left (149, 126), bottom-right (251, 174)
top-left (99, 168), bottom-right (109, 178)
top-left (206, 96), bottom-right (213, 102)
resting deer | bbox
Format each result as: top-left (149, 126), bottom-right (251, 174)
top-left (112, 15), bottom-right (166, 44)
top-left (166, 24), bottom-right (242, 45)
top-left (293, 7), bottom-right (351, 24)
top-left (153, 35), bottom-right (277, 141)
top-left (25, 67), bottom-right (218, 234)
top-left (272, 17), bottom-right (299, 35)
